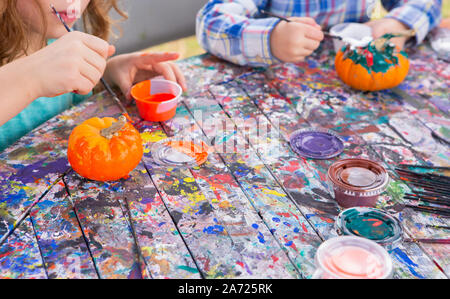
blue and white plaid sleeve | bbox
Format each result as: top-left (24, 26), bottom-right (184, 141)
top-left (196, 0), bottom-right (282, 66)
top-left (382, 0), bottom-right (442, 44)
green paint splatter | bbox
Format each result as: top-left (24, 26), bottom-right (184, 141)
top-left (386, 180), bottom-right (407, 203)
top-left (343, 34), bottom-right (408, 74)
top-left (177, 265), bottom-right (199, 273)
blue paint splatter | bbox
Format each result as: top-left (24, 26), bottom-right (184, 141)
top-left (257, 232), bottom-right (265, 244)
top-left (203, 225), bottom-right (224, 235)
top-left (392, 248), bottom-right (425, 279)
top-left (252, 223), bottom-right (258, 229)
top-left (272, 217), bottom-right (280, 223)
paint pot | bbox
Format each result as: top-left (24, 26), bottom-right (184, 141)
top-left (289, 128), bottom-right (344, 159)
top-left (336, 207), bottom-right (403, 251)
top-left (430, 27), bottom-right (450, 61)
top-left (327, 158), bottom-right (389, 208)
top-left (330, 23), bottom-right (373, 52)
top-left (149, 137), bottom-right (210, 168)
top-left (313, 236), bottom-right (393, 279)
top-left (131, 79), bottom-right (182, 122)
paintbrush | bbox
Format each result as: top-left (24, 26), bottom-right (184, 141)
top-left (389, 203), bottom-right (450, 216)
top-left (410, 190), bottom-right (450, 200)
top-left (425, 224), bottom-right (450, 230)
top-left (397, 173), bottom-right (450, 186)
top-left (396, 168), bottom-right (450, 181)
top-left (404, 196), bottom-right (450, 207)
top-left (404, 238), bottom-right (450, 244)
top-left (50, 4), bottom-right (128, 115)
top-left (397, 164), bottom-right (450, 171)
top-left (399, 176), bottom-right (450, 189)
top-left (259, 9), bottom-right (342, 40)
top-left (406, 193), bottom-right (450, 202)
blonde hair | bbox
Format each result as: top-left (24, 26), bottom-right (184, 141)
top-left (0, 0), bottom-right (127, 65)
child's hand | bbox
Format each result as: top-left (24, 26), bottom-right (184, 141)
top-left (270, 17), bottom-right (324, 63)
top-left (104, 52), bottom-right (187, 102)
top-left (365, 18), bottom-right (410, 49)
top-left (27, 31), bottom-right (114, 97)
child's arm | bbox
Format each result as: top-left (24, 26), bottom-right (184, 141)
top-left (367, 0), bottom-right (442, 48)
top-left (0, 32), bottom-right (113, 126)
top-left (196, 0), bottom-right (323, 66)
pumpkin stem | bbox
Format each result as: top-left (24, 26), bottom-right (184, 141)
top-left (100, 115), bottom-right (127, 139)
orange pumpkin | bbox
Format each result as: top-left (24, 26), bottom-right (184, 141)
top-left (67, 115), bottom-right (143, 181)
top-left (335, 46), bottom-right (409, 91)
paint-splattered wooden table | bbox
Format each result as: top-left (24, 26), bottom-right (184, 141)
top-left (1, 39), bottom-right (449, 279)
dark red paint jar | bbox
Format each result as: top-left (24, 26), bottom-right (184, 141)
top-left (327, 158), bottom-right (389, 208)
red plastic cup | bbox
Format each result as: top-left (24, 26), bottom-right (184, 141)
top-left (131, 79), bottom-right (182, 122)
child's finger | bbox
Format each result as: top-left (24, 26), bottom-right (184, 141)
top-left (171, 63), bottom-right (187, 91)
top-left (155, 62), bottom-right (177, 82)
top-left (137, 52), bottom-right (180, 67)
top-left (78, 32), bottom-right (111, 58)
top-left (303, 38), bottom-right (321, 51)
top-left (304, 25), bottom-right (324, 41)
top-left (82, 47), bottom-right (107, 74)
top-left (79, 60), bottom-right (103, 86)
top-left (74, 75), bottom-right (96, 95)
top-left (108, 45), bottom-right (116, 58)
top-left (289, 17), bottom-right (321, 29)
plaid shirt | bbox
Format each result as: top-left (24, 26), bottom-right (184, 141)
top-left (196, 0), bottom-right (442, 66)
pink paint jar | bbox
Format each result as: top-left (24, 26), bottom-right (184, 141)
top-left (313, 236), bottom-right (393, 279)
top-left (327, 158), bottom-right (389, 208)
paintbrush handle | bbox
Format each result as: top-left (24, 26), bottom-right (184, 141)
top-left (404, 238), bottom-right (450, 244)
top-left (425, 225), bottom-right (450, 230)
top-left (397, 165), bottom-right (450, 171)
top-left (260, 9), bottom-right (291, 22)
top-left (411, 190), bottom-right (450, 198)
top-left (396, 168), bottom-right (450, 181)
top-left (405, 204), bottom-right (450, 216)
top-left (404, 196), bottom-right (450, 207)
top-left (406, 193), bottom-right (450, 202)
top-left (259, 9), bottom-right (343, 41)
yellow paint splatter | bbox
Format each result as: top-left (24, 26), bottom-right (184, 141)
top-left (140, 131), bottom-right (167, 143)
top-left (262, 188), bottom-right (286, 197)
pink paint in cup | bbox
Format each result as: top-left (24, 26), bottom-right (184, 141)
top-left (313, 236), bottom-right (393, 279)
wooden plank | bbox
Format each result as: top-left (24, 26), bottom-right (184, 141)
top-left (0, 217), bottom-right (47, 278)
top-left (158, 103), bottom-right (301, 278)
top-left (0, 93), bottom-right (121, 278)
top-left (140, 120), bottom-right (268, 278)
top-left (210, 74), bottom-right (446, 278)
top-left (182, 91), bottom-right (324, 278)
top-left (30, 181), bottom-right (98, 278)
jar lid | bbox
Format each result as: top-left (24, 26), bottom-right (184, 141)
top-left (289, 128), bottom-right (344, 159)
top-left (149, 138), bottom-right (209, 167)
top-left (336, 207), bottom-right (403, 251)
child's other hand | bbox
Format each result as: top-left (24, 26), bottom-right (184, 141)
top-left (365, 18), bottom-right (410, 49)
top-left (28, 31), bottom-right (114, 97)
top-left (104, 52), bottom-right (186, 103)
top-left (270, 17), bottom-right (324, 63)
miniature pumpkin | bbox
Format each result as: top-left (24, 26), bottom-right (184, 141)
top-left (335, 40), bottom-right (409, 91)
top-left (67, 115), bottom-right (143, 181)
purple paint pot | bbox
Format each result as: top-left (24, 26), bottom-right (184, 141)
top-left (327, 158), bottom-right (389, 208)
top-left (289, 128), bottom-right (344, 159)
